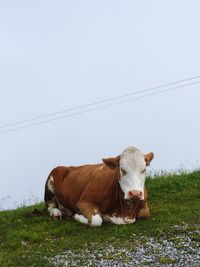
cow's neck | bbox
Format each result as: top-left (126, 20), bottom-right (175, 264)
top-left (107, 168), bottom-right (140, 219)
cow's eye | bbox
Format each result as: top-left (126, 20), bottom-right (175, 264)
top-left (121, 168), bottom-right (127, 175)
top-left (141, 168), bottom-right (146, 174)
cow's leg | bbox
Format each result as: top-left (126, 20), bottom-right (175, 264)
top-left (136, 201), bottom-right (150, 219)
top-left (136, 187), bottom-right (150, 219)
top-left (75, 201), bottom-right (103, 227)
top-left (44, 175), bottom-right (62, 220)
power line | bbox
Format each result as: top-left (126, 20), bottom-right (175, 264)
top-left (0, 79), bottom-right (199, 135)
top-left (1, 74), bottom-right (200, 130)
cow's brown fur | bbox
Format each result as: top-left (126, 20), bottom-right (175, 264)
top-left (44, 161), bottom-right (150, 225)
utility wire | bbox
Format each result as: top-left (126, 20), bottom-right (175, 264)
top-left (1, 74), bottom-right (200, 130)
top-left (0, 79), bottom-right (199, 135)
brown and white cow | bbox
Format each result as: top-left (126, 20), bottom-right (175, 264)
top-left (44, 147), bottom-right (154, 226)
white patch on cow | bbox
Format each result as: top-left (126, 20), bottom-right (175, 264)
top-left (124, 217), bottom-right (136, 224)
top-left (47, 201), bottom-right (62, 218)
top-left (119, 147), bottom-right (147, 200)
top-left (90, 214), bottom-right (103, 227)
top-left (74, 214), bottom-right (89, 225)
top-left (104, 215), bottom-right (135, 225)
top-left (48, 206), bottom-right (62, 218)
top-left (47, 175), bottom-right (55, 194)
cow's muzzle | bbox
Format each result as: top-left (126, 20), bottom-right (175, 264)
top-left (128, 190), bottom-right (142, 200)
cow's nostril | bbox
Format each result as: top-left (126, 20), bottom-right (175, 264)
top-left (128, 191), bottom-right (134, 197)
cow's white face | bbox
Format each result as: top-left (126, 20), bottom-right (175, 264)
top-left (103, 146), bottom-right (154, 201)
top-left (119, 147), bottom-right (148, 200)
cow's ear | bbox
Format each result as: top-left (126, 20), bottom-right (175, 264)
top-left (102, 155), bottom-right (120, 169)
top-left (145, 152), bottom-right (154, 166)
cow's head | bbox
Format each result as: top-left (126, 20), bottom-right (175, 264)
top-left (103, 147), bottom-right (154, 200)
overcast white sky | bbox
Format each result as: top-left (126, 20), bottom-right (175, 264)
top-left (0, 0), bottom-right (200, 210)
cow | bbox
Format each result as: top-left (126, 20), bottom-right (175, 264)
top-left (44, 147), bottom-right (154, 226)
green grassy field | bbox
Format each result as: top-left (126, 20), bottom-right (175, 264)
top-left (0, 171), bottom-right (200, 267)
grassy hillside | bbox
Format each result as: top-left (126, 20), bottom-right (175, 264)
top-left (0, 171), bottom-right (200, 266)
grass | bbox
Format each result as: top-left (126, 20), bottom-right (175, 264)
top-left (0, 171), bottom-right (200, 266)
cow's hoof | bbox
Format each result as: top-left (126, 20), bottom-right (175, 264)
top-left (53, 215), bottom-right (62, 220)
top-left (50, 208), bottom-right (62, 220)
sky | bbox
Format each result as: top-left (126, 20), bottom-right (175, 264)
top-left (0, 0), bottom-right (200, 210)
